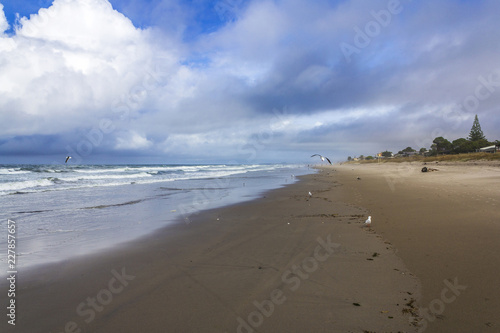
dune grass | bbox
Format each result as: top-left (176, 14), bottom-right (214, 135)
top-left (353, 152), bottom-right (500, 164)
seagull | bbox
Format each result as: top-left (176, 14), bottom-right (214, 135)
top-left (308, 191), bottom-right (312, 197)
top-left (364, 216), bottom-right (372, 227)
top-left (311, 154), bottom-right (332, 165)
top-left (65, 156), bottom-right (71, 163)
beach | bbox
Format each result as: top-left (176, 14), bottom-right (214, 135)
top-left (336, 161), bottom-right (500, 332)
top-left (2, 162), bottom-right (499, 332)
top-left (3, 1), bottom-right (500, 333)
top-left (1, 166), bottom-right (419, 333)
top-left (0, 164), bottom-right (310, 270)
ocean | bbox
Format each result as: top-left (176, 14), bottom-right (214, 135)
top-left (0, 164), bottom-right (313, 272)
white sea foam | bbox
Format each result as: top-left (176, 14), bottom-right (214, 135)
top-left (0, 178), bottom-right (53, 193)
top-left (0, 164), bottom-right (299, 196)
top-left (60, 172), bottom-right (153, 181)
top-left (74, 167), bottom-right (135, 173)
top-left (0, 168), bottom-right (30, 175)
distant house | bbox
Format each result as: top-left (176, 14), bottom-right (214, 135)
top-left (377, 152), bottom-right (393, 158)
top-left (479, 145), bottom-right (499, 153)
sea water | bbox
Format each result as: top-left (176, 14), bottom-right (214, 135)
top-left (0, 164), bottom-right (313, 271)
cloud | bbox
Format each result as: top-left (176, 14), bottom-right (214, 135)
top-left (0, 0), bottom-right (173, 135)
top-left (0, 3), bottom-right (8, 34)
top-left (1, 0), bottom-right (500, 163)
top-left (115, 131), bottom-right (153, 150)
top-left (16, 0), bottom-right (139, 52)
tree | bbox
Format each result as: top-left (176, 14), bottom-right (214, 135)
top-left (470, 138), bottom-right (491, 151)
top-left (452, 138), bottom-right (473, 154)
top-left (365, 156), bottom-right (374, 160)
top-left (468, 115), bottom-right (486, 142)
top-left (381, 151), bottom-right (392, 158)
top-left (431, 137), bottom-right (452, 155)
top-left (398, 147), bottom-right (416, 155)
top-left (347, 156), bottom-right (352, 161)
top-left (419, 148), bottom-right (427, 155)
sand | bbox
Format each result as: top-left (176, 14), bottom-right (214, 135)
top-left (335, 161), bottom-right (500, 332)
top-left (2, 162), bottom-right (498, 332)
top-left (1, 169), bottom-right (421, 333)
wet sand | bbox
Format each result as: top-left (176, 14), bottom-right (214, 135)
top-left (1, 169), bottom-right (420, 333)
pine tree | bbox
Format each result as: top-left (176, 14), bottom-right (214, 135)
top-left (468, 115), bottom-right (486, 141)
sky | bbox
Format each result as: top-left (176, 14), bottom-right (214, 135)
top-left (0, 0), bottom-right (499, 164)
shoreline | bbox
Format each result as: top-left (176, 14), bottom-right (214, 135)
top-left (0, 164), bottom-right (311, 272)
top-left (1, 169), bottom-right (421, 332)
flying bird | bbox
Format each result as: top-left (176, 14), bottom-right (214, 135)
top-left (311, 154), bottom-right (332, 165)
top-left (65, 156), bottom-right (71, 163)
top-left (364, 216), bottom-right (372, 227)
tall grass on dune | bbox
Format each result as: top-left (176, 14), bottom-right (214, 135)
top-left (352, 152), bottom-right (500, 164)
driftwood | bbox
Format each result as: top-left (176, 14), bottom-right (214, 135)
top-left (421, 167), bottom-right (438, 172)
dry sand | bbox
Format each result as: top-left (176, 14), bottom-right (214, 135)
top-left (1, 170), bottom-right (422, 333)
top-left (335, 161), bottom-right (500, 332)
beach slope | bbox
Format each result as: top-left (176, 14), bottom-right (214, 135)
top-left (1, 170), bottom-right (420, 333)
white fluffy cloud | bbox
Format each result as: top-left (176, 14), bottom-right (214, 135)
top-left (0, 3), bottom-right (8, 34)
top-left (115, 131), bottom-right (152, 150)
top-left (17, 0), bottom-right (139, 52)
top-left (0, 0), bottom-right (181, 137)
